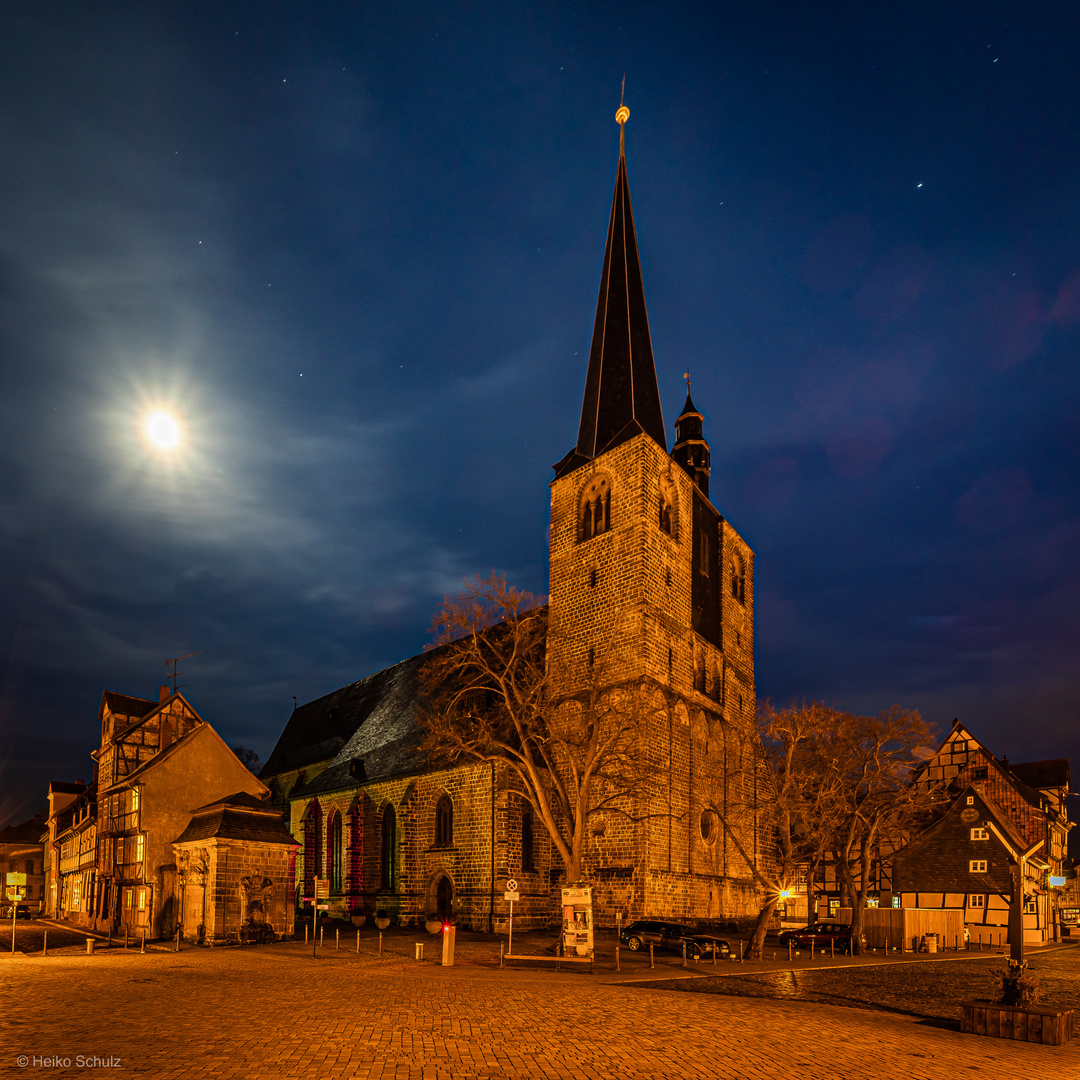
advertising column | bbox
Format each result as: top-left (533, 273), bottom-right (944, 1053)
top-left (561, 883), bottom-right (593, 958)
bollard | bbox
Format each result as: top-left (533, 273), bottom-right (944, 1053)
top-left (740, 940), bottom-right (745, 963)
top-left (500, 941), bottom-right (505, 969)
top-left (441, 924), bottom-right (456, 967)
top-left (649, 943), bottom-right (654, 969)
top-left (830, 939), bottom-right (834, 959)
top-left (885, 936), bottom-right (888, 955)
top-left (336, 929), bottom-right (340, 951)
top-left (86, 937), bottom-right (94, 955)
top-left (810, 938), bottom-right (814, 961)
top-left (415, 942), bottom-right (424, 961)
top-left (140, 932), bottom-right (145, 954)
top-left (175, 926), bottom-right (181, 952)
top-left (788, 940), bottom-right (793, 962)
top-left (125, 927), bottom-right (129, 950)
top-left (304, 924), bottom-right (309, 944)
top-left (43, 930), bottom-right (48, 957)
top-left (615, 944), bottom-right (620, 973)
top-left (107, 930), bottom-right (112, 947)
top-left (356, 930), bottom-right (360, 953)
top-left (379, 931), bottom-right (383, 956)
top-left (712, 944), bottom-right (717, 967)
top-left (320, 927), bottom-right (324, 947)
top-left (682, 941), bottom-right (687, 968)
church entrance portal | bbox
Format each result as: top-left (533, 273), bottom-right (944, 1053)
top-left (436, 876), bottom-right (453, 921)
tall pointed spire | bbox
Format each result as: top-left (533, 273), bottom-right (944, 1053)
top-left (554, 101), bottom-right (666, 478)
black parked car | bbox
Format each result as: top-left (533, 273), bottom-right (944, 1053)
top-left (0, 902), bottom-right (31, 919)
top-left (776, 922), bottom-right (865, 954)
top-left (619, 920), bottom-right (730, 960)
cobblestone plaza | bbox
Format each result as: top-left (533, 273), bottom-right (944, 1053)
top-left (3, 930), bottom-right (1077, 1079)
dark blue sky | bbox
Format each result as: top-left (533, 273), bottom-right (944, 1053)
top-left (2, 1), bottom-right (1079, 825)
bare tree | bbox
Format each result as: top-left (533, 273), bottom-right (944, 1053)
top-left (705, 701), bottom-right (848, 960)
top-left (823, 706), bottom-right (940, 953)
top-left (417, 573), bottom-right (656, 882)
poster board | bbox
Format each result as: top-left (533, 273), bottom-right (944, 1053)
top-left (561, 884), bottom-right (593, 958)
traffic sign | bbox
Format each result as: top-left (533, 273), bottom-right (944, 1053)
top-left (505, 879), bottom-right (517, 892)
top-left (504, 891), bottom-right (520, 902)
top-left (314, 877), bottom-right (330, 899)
top-left (5, 873), bottom-right (26, 886)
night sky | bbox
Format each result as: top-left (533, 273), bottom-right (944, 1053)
top-left (2, 2), bottom-right (1079, 827)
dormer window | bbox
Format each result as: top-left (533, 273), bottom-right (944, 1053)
top-left (579, 475), bottom-right (612, 541)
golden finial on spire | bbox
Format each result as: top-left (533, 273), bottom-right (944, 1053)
top-left (616, 77), bottom-right (629, 155)
top-left (683, 371), bottom-right (692, 394)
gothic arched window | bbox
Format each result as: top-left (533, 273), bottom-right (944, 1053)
top-left (579, 475), bottom-right (612, 541)
top-left (380, 804), bottom-right (397, 892)
top-left (434, 793), bottom-right (453, 848)
top-left (521, 806), bottom-right (535, 872)
top-left (328, 811), bottom-right (342, 893)
top-left (731, 554), bottom-right (746, 604)
top-left (658, 476), bottom-right (677, 538)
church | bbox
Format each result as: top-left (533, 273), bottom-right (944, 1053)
top-left (259, 107), bottom-right (763, 932)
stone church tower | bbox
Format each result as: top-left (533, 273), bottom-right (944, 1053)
top-left (549, 107), bottom-right (761, 920)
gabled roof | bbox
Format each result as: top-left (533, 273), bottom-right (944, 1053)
top-left (554, 122), bottom-right (666, 479)
top-left (1009, 759), bottom-right (1071, 792)
top-left (172, 791), bottom-right (297, 847)
top-left (260, 652), bottom-right (430, 784)
top-left (99, 691), bottom-right (157, 720)
top-left (48, 780), bottom-right (87, 795)
top-left (0, 818), bottom-right (46, 845)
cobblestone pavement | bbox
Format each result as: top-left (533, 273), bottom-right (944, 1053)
top-left (2, 940), bottom-right (1077, 1079)
top-left (629, 947), bottom-right (1080, 1022)
top-left (0, 921), bottom-right (98, 955)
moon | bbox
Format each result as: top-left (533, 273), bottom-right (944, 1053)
top-left (145, 411), bottom-right (180, 449)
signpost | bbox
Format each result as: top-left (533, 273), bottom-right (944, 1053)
top-left (504, 878), bottom-right (519, 956)
top-left (302, 878), bottom-right (330, 957)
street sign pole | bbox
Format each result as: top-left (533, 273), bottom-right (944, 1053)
top-left (504, 879), bottom-right (519, 957)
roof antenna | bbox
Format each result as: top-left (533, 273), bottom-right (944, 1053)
top-left (164, 650), bottom-right (204, 692)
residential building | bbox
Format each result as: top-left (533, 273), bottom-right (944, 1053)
top-left (891, 721), bottom-right (1072, 944)
top-left (47, 686), bottom-right (275, 940)
top-left (1, 816), bottom-right (46, 915)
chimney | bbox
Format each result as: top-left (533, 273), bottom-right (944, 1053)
top-left (160, 685), bottom-right (171, 702)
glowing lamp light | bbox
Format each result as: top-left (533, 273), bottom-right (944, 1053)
top-left (145, 411), bottom-right (180, 449)
top-left (779, 889), bottom-right (794, 899)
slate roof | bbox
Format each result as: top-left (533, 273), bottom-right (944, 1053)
top-left (554, 129), bottom-right (666, 479)
top-left (100, 691), bottom-right (157, 720)
top-left (260, 652), bottom-right (434, 794)
top-left (0, 818), bottom-right (45, 844)
top-left (1009, 759), bottom-right (1071, 792)
top-left (48, 781), bottom-right (87, 795)
top-left (172, 791), bottom-right (297, 847)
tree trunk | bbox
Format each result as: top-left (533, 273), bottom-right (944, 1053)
top-left (747, 893), bottom-right (779, 960)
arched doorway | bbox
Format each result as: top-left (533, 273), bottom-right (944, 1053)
top-left (436, 876), bottom-right (453, 921)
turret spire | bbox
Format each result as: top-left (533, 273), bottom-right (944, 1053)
top-left (554, 100), bottom-right (666, 479)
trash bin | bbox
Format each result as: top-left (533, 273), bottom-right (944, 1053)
top-left (414, 942), bottom-right (425, 960)
top-left (925, 934), bottom-right (937, 954)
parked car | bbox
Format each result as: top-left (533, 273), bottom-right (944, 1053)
top-left (0, 902), bottom-right (31, 920)
top-left (619, 920), bottom-right (730, 960)
top-left (777, 922), bottom-right (865, 954)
